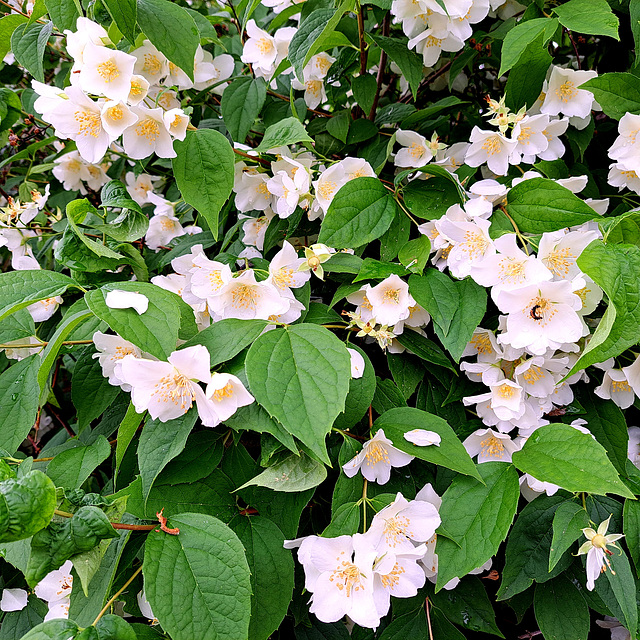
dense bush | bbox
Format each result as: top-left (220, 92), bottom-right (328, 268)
top-left (1, 0), bottom-right (640, 638)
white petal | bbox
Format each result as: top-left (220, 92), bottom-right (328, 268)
top-left (105, 290), bottom-right (149, 314)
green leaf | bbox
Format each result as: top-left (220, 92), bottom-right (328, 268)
top-left (0, 14), bottom-right (28, 62)
top-left (225, 402), bottom-right (298, 453)
top-left (581, 72), bottom-right (640, 120)
top-left (409, 272), bottom-right (487, 362)
top-left (322, 501), bottom-right (360, 537)
top-left (11, 22), bottom-right (52, 83)
top-left (288, 0), bottom-right (355, 81)
top-left (369, 34), bottom-right (423, 99)
top-left (533, 575), bottom-right (589, 640)
top-left (42, 0), bottom-right (79, 31)
top-left (601, 209), bottom-right (640, 246)
top-left (499, 17), bottom-right (559, 77)
top-left (326, 110), bottom-right (350, 144)
top-left (372, 377), bottom-right (406, 414)
top-left (375, 407), bottom-right (481, 481)
top-left (46, 436), bottom-right (111, 490)
top-left (511, 424), bottom-right (634, 498)
top-left (173, 129), bottom-right (235, 239)
top-left (114, 402), bottom-right (143, 478)
top-left (0, 356), bottom-right (40, 456)
top-left (138, 409), bottom-right (198, 506)
top-left (352, 74), bottom-right (378, 114)
top-left (143, 512), bottom-right (252, 640)
top-left (603, 546), bottom-right (638, 639)
top-left (221, 77), bottom-right (267, 142)
top-left (102, 0), bottom-right (136, 41)
top-left (245, 324), bottom-right (351, 464)
top-left (394, 329), bottom-right (456, 373)
top-left (549, 501), bottom-right (589, 572)
top-left (504, 32), bottom-right (552, 112)
top-left (334, 345), bottom-right (376, 430)
top-left (387, 352), bottom-right (423, 400)
top-left (398, 236), bottom-right (430, 275)
top-left (624, 498), bottom-right (640, 576)
top-left (71, 349), bottom-right (121, 431)
top-left (66, 200), bottom-right (125, 260)
top-left (230, 516), bottom-right (294, 640)
top-left (84, 282), bottom-right (182, 359)
top-left (95, 615), bottom-right (137, 640)
top-left (435, 462), bottom-right (519, 590)
top-left (567, 241), bottom-right (640, 375)
top-left (401, 176), bottom-right (462, 220)
top-left (255, 117), bottom-right (313, 152)
top-left (505, 178), bottom-right (597, 233)
top-left (0, 270), bottom-right (77, 322)
top-left (0, 471), bottom-right (56, 543)
top-left (319, 177), bottom-right (397, 249)
top-left (237, 452), bottom-right (327, 492)
top-left (577, 389), bottom-right (629, 475)
top-left (553, 0), bottom-right (619, 39)
top-left (136, 0), bottom-right (199, 81)
top-left (0, 594), bottom-right (48, 638)
top-left (378, 610), bottom-right (427, 639)
top-left (18, 619), bottom-right (79, 640)
top-left (497, 494), bottom-right (572, 600)
top-left (25, 506), bottom-right (118, 587)
top-left (431, 577), bottom-right (503, 637)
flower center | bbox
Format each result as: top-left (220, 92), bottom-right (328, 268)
top-left (212, 381), bottom-right (234, 402)
top-left (97, 59), bottom-right (120, 82)
top-left (592, 534), bottom-right (608, 549)
top-left (231, 284), bottom-right (258, 309)
top-left (152, 372), bottom-right (195, 409)
top-left (143, 54), bottom-right (163, 76)
top-left (480, 435), bottom-right (505, 458)
top-left (556, 80), bottom-right (577, 103)
top-left (75, 109), bottom-right (102, 138)
top-left (136, 118), bottom-right (160, 143)
top-left (364, 441), bottom-right (390, 465)
top-left (482, 136), bottom-right (502, 156)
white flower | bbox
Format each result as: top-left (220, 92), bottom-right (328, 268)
top-left (122, 107), bottom-right (175, 160)
top-left (137, 590), bottom-right (157, 624)
top-left (437, 216), bottom-right (495, 279)
top-left (463, 428), bottom-right (520, 463)
top-left (205, 373), bottom-right (254, 421)
top-left (510, 114), bottom-right (550, 164)
top-left (537, 229), bottom-right (599, 280)
top-left (26, 296), bottom-right (63, 322)
top-left (2, 336), bottom-right (45, 360)
top-left (408, 29), bottom-right (464, 67)
top-left (118, 345), bottom-right (220, 426)
top-left (394, 130), bottom-right (433, 168)
top-left (34, 560), bottom-right (73, 621)
top-left (125, 172), bottom-right (160, 206)
top-left (342, 429), bottom-right (414, 484)
top-left (241, 20), bottom-right (279, 74)
top-left (77, 42), bottom-right (136, 101)
top-left (93, 331), bottom-right (143, 389)
top-left (100, 100), bottom-right (138, 138)
top-left (313, 158), bottom-right (375, 214)
top-left (267, 241), bottom-right (310, 292)
top-left (596, 617), bottom-right (631, 640)
top-left (298, 243), bottom-right (334, 280)
top-left (541, 67), bottom-right (598, 119)
top-left (608, 163), bottom-right (640, 195)
top-left (163, 108), bottom-right (189, 141)
top-left (65, 17), bottom-right (109, 65)
top-left (595, 369), bottom-right (635, 409)
top-left (519, 473), bottom-right (559, 502)
top-left (0, 589), bottom-right (28, 612)
top-left (577, 516), bottom-right (624, 591)
top-left (234, 164), bottom-right (272, 213)
top-left (404, 429), bottom-right (441, 447)
top-left (534, 117), bottom-right (569, 162)
top-left (627, 426), bottom-right (640, 470)
top-left (128, 74), bottom-right (150, 105)
top-left (132, 40), bottom-right (168, 84)
top-left (145, 211), bottom-right (185, 251)
top-left (367, 274), bottom-right (415, 327)
top-left (348, 348), bottom-right (365, 379)
top-left (105, 290), bottom-right (149, 314)
top-left (465, 127), bottom-right (517, 176)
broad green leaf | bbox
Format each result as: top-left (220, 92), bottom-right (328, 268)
top-left (577, 389), bottom-right (629, 475)
top-left (0, 308), bottom-right (35, 343)
top-left (25, 506), bottom-right (118, 587)
top-left (255, 117), bottom-right (313, 152)
top-left (435, 462), bottom-right (519, 590)
top-left (497, 494), bottom-right (572, 600)
top-left (375, 407), bottom-right (481, 481)
top-left (0, 471), bottom-right (56, 543)
top-left (398, 236), bottom-right (430, 275)
top-left (71, 349), bottom-right (121, 431)
top-left (11, 22), bottom-right (52, 83)
top-left (94, 209), bottom-right (148, 243)
top-left (580, 73), bottom-right (640, 120)
top-left (0, 356), bottom-right (40, 456)
top-left (387, 352), bottom-right (423, 400)
top-left (245, 324), bottom-right (351, 463)
top-left (221, 77), bottom-right (267, 142)
top-left (334, 345), bottom-right (376, 430)
top-left (370, 34), bottom-right (423, 99)
top-left (402, 176), bottom-right (462, 220)
top-left (533, 575), bottom-right (589, 640)
top-left (95, 615), bottom-right (137, 640)
top-left (567, 242), bottom-right (640, 375)
top-left (288, 0), bottom-right (355, 81)
top-left (237, 452), bottom-right (327, 492)
top-left (0, 594), bottom-right (47, 638)
top-left (143, 513), bottom-right (252, 640)
top-left (181, 318), bottom-right (268, 366)
top-left (632, 0), bottom-right (640, 68)
top-left (230, 516), bottom-right (294, 640)
top-left (46, 436), bottom-right (111, 490)
top-left (511, 424), bottom-right (634, 498)
top-left (352, 74), bottom-right (377, 114)
top-left (624, 498), bottom-right (640, 576)
top-left (553, 0), bottom-right (619, 39)
top-left (173, 129), bottom-right (235, 239)
top-left (505, 178), bottom-right (598, 233)
top-left (0, 15), bottom-right (28, 62)
top-left (43, 0), bottom-right (80, 31)
top-left (0, 270), bottom-right (78, 321)
top-left (378, 610), bottom-right (427, 639)
top-left (319, 177), bottom-right (397, 249)
top-left (372, 376), bottom-right (406, 414)
top-left (138, 409), bottom-right (198, 506)
top-left (102, 0), bottom-right (137, 42)
top-left (602, 546), bottom-right (638, 639)
top-left (137, 0), bottom-right (199, 81)
top-left (499, 18), bottom-right (559, 77)
top-left (19, 619), bottom-right (79, 640)
top-left (430, 609), bottom-right (467, 640)
top-left (354, 258), bottom-right (408, 282)
top-left (114, 402), bottom-right (143, 478)
top-left (322, 501), bottom-right (360, 537)
top-left (431, 577), bottom-right (503, 637)
top-left (409, 272), bottom-right (487, 362)
top-left (394, 329), bottom-right (456, 373)
top-left (84, 282), bottom-right (182, 359)
top-left (505, 32), bottom-right (552, 112)
top-left (549, 501), bottom-right (589, 572)
top-left (225, 402), bottom-right (298, 453)
top-left (601, 209), bottom-right (640, 246)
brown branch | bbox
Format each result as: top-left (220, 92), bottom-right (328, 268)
top-left (368, 13), bottom-right (390, 121)
top-left (357, 3), bottom-right (368, 76)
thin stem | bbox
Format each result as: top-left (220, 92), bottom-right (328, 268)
top-left (368, 14), bottom-right (390, 121)
top-left (54, 508), bottom-right (156, 530)
top-left (267, 90), bottom-right (333, 118)
top-left (92, 565), bottom-right (143, 626)
top-left (425, 597), bottom-right (434, 640)
top-left (361, 479), bottom-right (368, 531)
top-left (357, 2), bottom-right (368, 76)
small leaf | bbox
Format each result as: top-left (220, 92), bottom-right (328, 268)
top-left (46, 436), bottom-right (111, 490)
top-left (102, 0), bottom-right (137, 42)
top-left (549, 501), bottom-right (589, 572)
top-left (533, 575), bottom-right (589, 640)
top-left (11, 22), bottom-right (52, 83)
top-left (255, 117), bottom-right (313, 151)
top-left (0, 14), bottom-right (28, 62)
top-left (221, 77), bottom-right (267, 142)
top-left (553, 0), bottom-right (619, 39)
top-left (237, 453), bottom-right (327, 492)
top-left (370, 34), bottom-right (423, 99)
